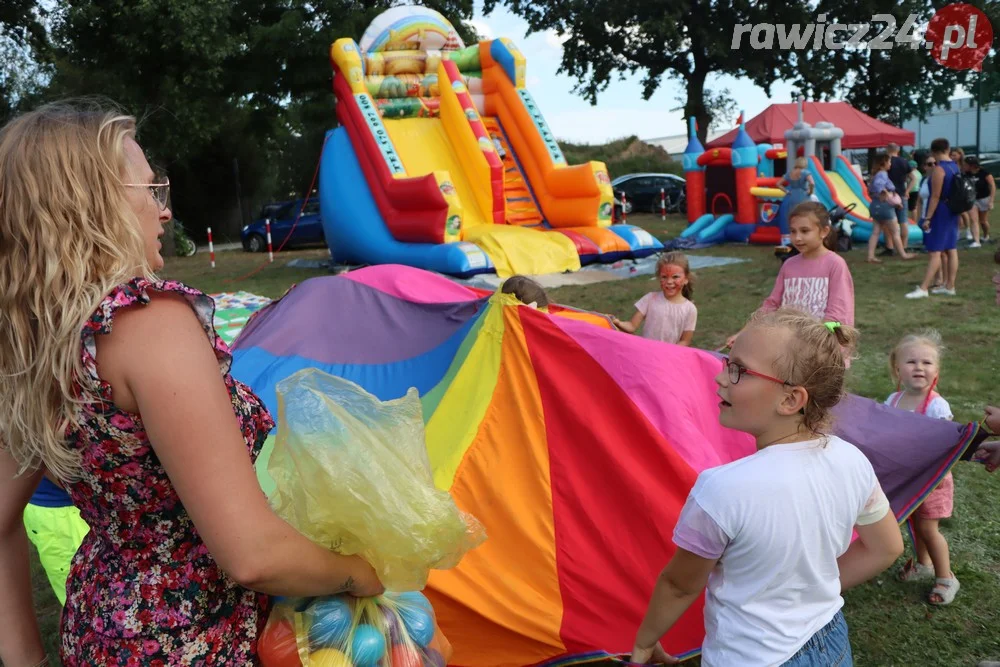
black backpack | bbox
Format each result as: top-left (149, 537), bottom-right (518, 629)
top-left (948, 173), bottom-right (977, 214)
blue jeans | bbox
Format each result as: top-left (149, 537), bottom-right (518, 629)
top-left (781, 610), bottom-right (853, 666)
top-left (895, 204), bottom-right (908, 225)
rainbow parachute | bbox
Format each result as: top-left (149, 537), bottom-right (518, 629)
top-left (231, 265), bottom-right (978, 666)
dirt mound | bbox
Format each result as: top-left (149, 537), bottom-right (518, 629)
top-left (618, 138), bottom-right (672, 162)
top-left (558, 135), bottom-right (678, 180)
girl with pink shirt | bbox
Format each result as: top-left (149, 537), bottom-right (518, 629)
top-left (613, 252), bottom-right (697, 346)
top-left (727, 202), bottom-right (855, 348)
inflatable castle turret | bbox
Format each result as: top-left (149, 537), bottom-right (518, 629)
top-left (682, 117), bottom-right (706, 223)
top-left (730, 116), bottom-right (758, 225)
top-left (783, 96), bottom-right (844, 171)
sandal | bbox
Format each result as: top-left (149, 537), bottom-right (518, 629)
top-left (898, 558), bottom-right (935, 582)
top-left (929, 575), bottom-right (960, 605)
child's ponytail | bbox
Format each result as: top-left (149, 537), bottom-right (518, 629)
top-left (748, 310), bottom-right (859, 432)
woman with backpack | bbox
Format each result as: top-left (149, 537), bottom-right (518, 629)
top-left (906, 138), bottom-right (965, 299)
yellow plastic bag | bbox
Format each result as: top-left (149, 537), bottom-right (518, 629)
top-left (268, 368), bottom-right (485, 591)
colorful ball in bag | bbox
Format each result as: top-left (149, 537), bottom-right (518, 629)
top-left (350, 624), bottom-right (386, 667)
top-left (396, 591), bottom-right (434, 615)
top-left (309, 648), bottom-right (351, 667)
top-left (423, 649), bottom-right (446, 667)
top-left (384, 608), bottom-right (403, 644)
top-left (400, 605), bottom-right (435, 647)
top-left (390, 644), bottom-right (423, 667)
top-left (258, 618), bottom-right (302, 667)
top-left (308, 598), bottom-right (353, 648)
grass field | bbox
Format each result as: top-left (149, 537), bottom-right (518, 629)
top-left (28, 213), bottom-right (1000, 665)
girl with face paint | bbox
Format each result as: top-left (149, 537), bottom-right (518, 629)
top-left (612, 252), bottom-right (697, 346)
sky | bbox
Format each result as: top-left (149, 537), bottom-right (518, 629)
top-left (465, 1), bottom-right (802, 144)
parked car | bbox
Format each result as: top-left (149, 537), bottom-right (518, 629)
top-left (241, 198), bottom-right (324, 252)
top-left (611, 173), bottom-right (686, 217)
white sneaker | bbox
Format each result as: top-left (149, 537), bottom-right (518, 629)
top-left (931, 286), bottom-right (956, 295)
top-left (905, 287), bottom-right (929, 299)
top-left (966, 230), bottom-right (974, 240)
top-left (970, 241), bottom-right (983, 248)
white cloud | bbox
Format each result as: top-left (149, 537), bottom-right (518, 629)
top-left (527, 75), bottom-right (542, 86)
top-left (464, 18), bottom-right (494, 41)
top-left (544, 29), bottom-right (569, 50)
top-left (548, 108), bottom-right (689, 144)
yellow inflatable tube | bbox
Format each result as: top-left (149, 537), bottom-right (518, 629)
top-left (750, 187), bottom-right (786, 199)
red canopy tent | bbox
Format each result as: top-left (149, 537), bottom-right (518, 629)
top-left (706, 102), bottom-right (915, 149)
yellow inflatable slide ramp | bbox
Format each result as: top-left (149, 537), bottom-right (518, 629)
top-left (383, 117), bottom-right (491, 231)
top-left (462, 225), bottom-right (580, 278)
top-left (826, 171), bottom-right (871, 219)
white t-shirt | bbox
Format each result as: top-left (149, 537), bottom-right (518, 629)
top-left (672, 436), bottom-right (889, 666)
top-left (635, 292), bottom-right (697, 344)
top-left (884, 392), bottom-right (953, 421)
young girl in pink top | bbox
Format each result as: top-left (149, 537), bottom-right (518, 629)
top-left (613, 252), bottom-right (697, 346)
top-left (727, 202), bottom-right (854, 348)
top-left (887, 331), bottom-right (959, 605)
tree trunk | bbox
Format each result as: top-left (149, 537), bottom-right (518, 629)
top-left (686, 69), bottom-right (711, 144)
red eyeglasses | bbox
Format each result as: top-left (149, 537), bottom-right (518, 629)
top-left (726, 360), bottom-right (789, 386)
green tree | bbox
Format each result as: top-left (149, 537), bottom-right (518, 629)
top-left (0, 0), bottom-right (50, 122)
top-left (784, 0), bottom-right (986, 126)
top-left (33, 0), bottom-right (477, 238)
top-left (482, 0), bottom-right (812, 142)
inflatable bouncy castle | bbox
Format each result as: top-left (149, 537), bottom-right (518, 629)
top-left (684, 99), bottom-right (922, 246)
top-left (320, 6), bottom-right (662, 277)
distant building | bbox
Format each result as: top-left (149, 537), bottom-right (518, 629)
top-left (903, 97), bottom-right (1000, 154)
top-left (645, 130), bottom-right (728, 158)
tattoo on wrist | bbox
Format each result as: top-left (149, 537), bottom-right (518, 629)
top-left (335, 576), bottom-right (355, 593)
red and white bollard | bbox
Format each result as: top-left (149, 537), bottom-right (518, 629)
top-left (265, 219), bottom-right (274, 263)
top-left (660, 188), bottom-right (666, 220)
top-left (207, 227), bottom-right (216, 269)
top-left (621, 192), bottom-right (628, 224)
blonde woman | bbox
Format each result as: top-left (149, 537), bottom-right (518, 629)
top-left (776, 157), bottom-right (814, 246)
top-left (0, 102), bottom-right (383, 666)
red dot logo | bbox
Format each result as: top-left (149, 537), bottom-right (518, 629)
top-left (926, 3), bottom-right (993, 71)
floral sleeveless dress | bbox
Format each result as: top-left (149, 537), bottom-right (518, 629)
top-left (60, 278), bottom-right (275, 665)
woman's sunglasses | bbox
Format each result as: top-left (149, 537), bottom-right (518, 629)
top-left (123, 179), bottom-right (171, 211)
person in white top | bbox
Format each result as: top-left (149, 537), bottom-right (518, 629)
top-left (630, 310), bottom-right (904, 666)
top-left (886, 331), bottom-right (959, 605)
top-left (612, 252), bottom-right (697, 346)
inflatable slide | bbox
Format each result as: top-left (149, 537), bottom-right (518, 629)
top-left (808, 155), bottom-right (923, 245)
top-left (320, 7), bottom-right (661, 278)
